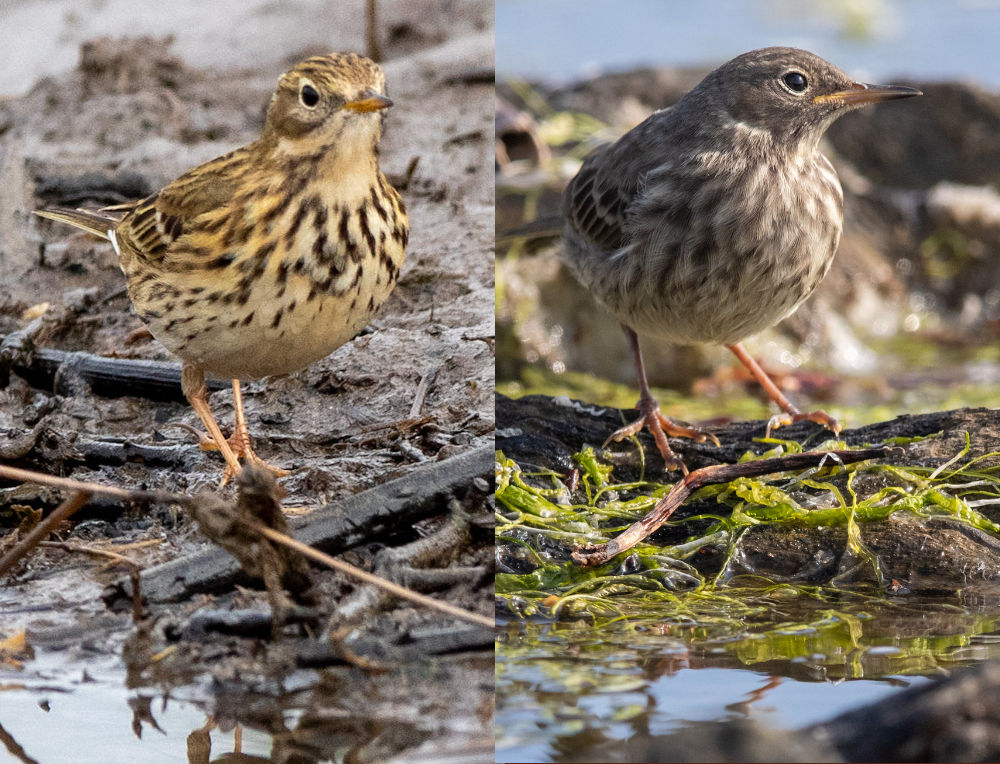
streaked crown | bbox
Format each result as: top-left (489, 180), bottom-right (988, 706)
top-left (264, 52), bottom-right (391, 140)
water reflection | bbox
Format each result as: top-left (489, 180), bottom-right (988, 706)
top-left (2, 649), bottom-right (490, 763)
top-left (496, 592), bottom-right (1000, 761)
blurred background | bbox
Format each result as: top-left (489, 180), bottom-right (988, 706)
top-left (0, 0), bottom-right (376, 96)
top-left (496, 0), bottom-right (1000, 428)
top-left (497, 0), bottom-right (1000, 86)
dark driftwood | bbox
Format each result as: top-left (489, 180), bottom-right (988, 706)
top-left (572, 446), bottom-right (895, 567)
top-left (334, 499), bottom-right (473, 623)
top-left (297, 623), bottom-right (495, 667)
top-left (498, 395), bottom-right (1000, 590)
top-left (3, 336), bottom-right (225, 401)
top-left (108, 443), bottom-right (493, 604)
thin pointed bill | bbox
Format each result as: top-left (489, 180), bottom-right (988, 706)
top-left (344, 91), bottom-right (394, 112)
top-left (813, 83), bottom-right (922, 105)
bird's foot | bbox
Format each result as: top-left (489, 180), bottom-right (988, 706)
top-left (199, 428), bottom-right (290, 486)
top-left (765, 409), bottom-right (841, 438)
top-left (603, 399), bottom-right (720, 474)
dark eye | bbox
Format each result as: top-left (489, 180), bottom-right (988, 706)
top-left (783, 71), bottom-right (808, 93)
top-left (299, 83), bottom-right (320, 108)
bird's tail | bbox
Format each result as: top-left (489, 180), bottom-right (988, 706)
top-left (34, 207), bottom-right (118, 240)
top-left (497, 212), bottom-right (564, 247)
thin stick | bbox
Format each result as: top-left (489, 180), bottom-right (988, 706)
top-left (0, 721), bottom-right (40, 764)
top-left (572, 446), bottom-right (894, 567)
top-left (2, 461), bottom-right (493, 626)
top-left (246, 520), bottom-right (494, 629)
top-left (366, 0), bottom-right (381, 61)
top-left (0, 491), bottom-right (92, 576)
top-left (409, 368), bottom-right (437, 418)
top-left (0, 463), bottom-right (177, 503)
top-left (38, 540), bottom-right (140, 568)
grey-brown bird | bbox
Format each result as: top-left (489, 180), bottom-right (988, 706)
top-left (562, 47), bottom-right (920, 472)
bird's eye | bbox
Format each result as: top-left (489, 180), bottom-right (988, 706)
top-left (299, 83), bottom-right (320, 108)
top-left (783, 71), bottom-right (808, 93)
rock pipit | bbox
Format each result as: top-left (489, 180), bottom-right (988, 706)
top-left (37, 52), bottom-right (408, 484)
top-left (562, 47), bottom-right (919, 472)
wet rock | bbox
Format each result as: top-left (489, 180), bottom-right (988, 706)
top-left (812, 660), bottom-right (1000, 762)
top-left (562, 718), bottom-right (841, 763)
top-left (827, 81), bottom-right (1000, 190)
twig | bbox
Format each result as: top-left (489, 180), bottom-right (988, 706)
top-left (366, 0), bottom-right (381, 61)
top-left (572, 446), bottom-right (896, 567)
top-left (247, 521), bottom-right (492, 628)
top-left (131, 443), bottom-right (492, 602)
top-left (389, 156), bottom-right (420, 191)
top-left (0, 491), bottom-right (93, 576)
top-left (409, 367), bottom-right (437, 418)
top-left (0, 721), bottom-right (40, 764)
top-left (0, 463), bottom-right (180, 503)
top-left (38, 540), bottom-right (140, 568)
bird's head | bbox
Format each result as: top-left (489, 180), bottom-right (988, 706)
top-left (264, 52), bottom-right (392, 151)
top-left (700, 47), bottom-right (920, 147)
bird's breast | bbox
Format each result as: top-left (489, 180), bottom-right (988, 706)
top-left (576, 152), bottom-right (844, 345)
top-left (127, 176), bottom-right (408, 380)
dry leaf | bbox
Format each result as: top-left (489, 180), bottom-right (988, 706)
top-left (21, 302), bottom-right (50, 320)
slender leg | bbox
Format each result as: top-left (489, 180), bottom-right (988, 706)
top-left (726, 342), bottom-right (841, 437)
top-left (181, 363), bottom-right (243, 483)
top-left (604, 326), bottom-right (720, 473)
top-left (229, 379), bottom-right (290, 477)
top-left (198, 378), bottom-right (290, 482)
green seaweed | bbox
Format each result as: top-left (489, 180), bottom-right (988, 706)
top-left (497, 435), bottom-right (1000, 633)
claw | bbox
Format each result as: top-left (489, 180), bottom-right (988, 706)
top-left (200, 429), bottom-right (290, 487)
top-left (609, 326), bottom-right (720, 473)
top-left (765, 409), bottom-right (841, 438)
top-left (727, 343), bottom-right (842, 440)
top-left (604, 399), bottom-right (718, 474)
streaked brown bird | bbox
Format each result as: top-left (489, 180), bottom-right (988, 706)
top-left (37, 52), bottom-right (408, 484)
top-left (562, 47), bottom-right (920, 472)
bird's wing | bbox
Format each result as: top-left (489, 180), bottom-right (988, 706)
top-left (564, 109), bottom-right (684, 255)
top-left (562, 143), bottom-right (639, 253)
top-left (117, 148), bottom-right (246, 265)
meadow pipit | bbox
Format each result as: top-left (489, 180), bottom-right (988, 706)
top-left (37, 52), bottom-right (409, 483)
top-left (562, 47), bottom-right (919, 472)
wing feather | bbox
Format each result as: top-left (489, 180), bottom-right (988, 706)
top-left (117, 147), bottom-right (248, 264)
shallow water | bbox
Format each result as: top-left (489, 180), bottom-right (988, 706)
top-left (0, 649), bottom-right (271, 763)
top-left (496, 591), bottom-right (1000, 761)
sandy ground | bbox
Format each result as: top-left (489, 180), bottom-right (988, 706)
top-left (0, 2), bottom-right (494, 761)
